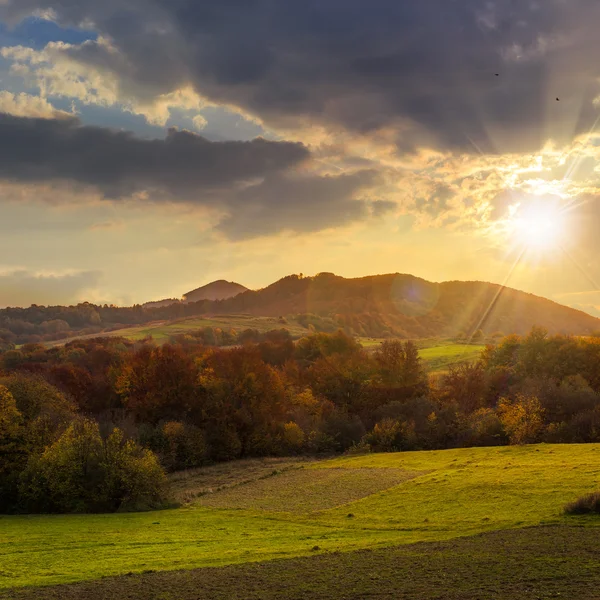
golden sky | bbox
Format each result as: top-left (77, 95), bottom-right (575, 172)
top-left (1, 1), bottom-right (600, 316)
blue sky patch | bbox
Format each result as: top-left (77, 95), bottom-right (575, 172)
top-left (0, 16), bottom-right (96, 50)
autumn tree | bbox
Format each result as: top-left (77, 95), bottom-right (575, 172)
top-left (115, 344), bottom-right (202, 423)
top-left (497, 394), bottom-right (545, 445)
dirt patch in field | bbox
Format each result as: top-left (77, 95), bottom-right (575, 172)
top-left (169, 457), bottom-right (315, 504)
top-left (3, 526), bottom-right (600, 600)
top-left (197, 467), bottom-right (425, 513)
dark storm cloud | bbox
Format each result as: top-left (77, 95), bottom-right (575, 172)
top-left (0, 113), bottom-right (381, 238)
top-left (216, 170), bottom-right (380, 240)
top-left (4, 0), bottom-right (600, 153)
top-left (0, 270), bottom-right (100, 307)
top-left (0, 113), bottom-right (309, 197)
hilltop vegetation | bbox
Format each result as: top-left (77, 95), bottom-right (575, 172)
top-left (207, 273), bottom-right (600, 338)
top-left (1, 272), bottom-right (598, 348)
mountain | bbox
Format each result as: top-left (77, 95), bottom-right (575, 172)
top-left (183, 280), bottom-right (248, 303)
top-left (197, 272), bottom-right (600, 338)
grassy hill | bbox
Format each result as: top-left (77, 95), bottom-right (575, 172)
top-left (3, 444), bottom-right (600, 592)
top-left (200, 273), bottom-right (600, 338)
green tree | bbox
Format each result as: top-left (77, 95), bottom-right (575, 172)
top-left (20, 419), bottom-right (167, 513)
top-left (0, 374), bottom-right (76, 452)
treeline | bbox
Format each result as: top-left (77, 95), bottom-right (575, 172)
top-left (3, 327), bottom-right (600, 514)
top-left (0, 301), bottom-right (222, 348)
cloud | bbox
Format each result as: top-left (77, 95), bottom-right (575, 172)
top-left (0, 113), bottom-right (309, 197)
top-left (0, 43), bottom-right (207, 126)
top-left (216, 170), bottom-right (380, 240)
top-left (0, 269), bottom-right (100, 307)
top-left (0, 113), bottom-right (384, 238)
top-left (3, 1), bottom-right (600, 153)
top-left (0, 91), bottom-right (71, 119)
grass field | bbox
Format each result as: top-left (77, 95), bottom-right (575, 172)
top-left (360, 338), bottom-right (486, 372)
top-left (418, 343), bottom-right (485, 372)
top-left (2, 444), bottom-right (600, 591)
top-left (4, 526), bottom-right (600, 599)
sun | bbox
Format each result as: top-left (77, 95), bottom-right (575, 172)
top-left (514, 214), bottom-right (562, 249)
top-left (511, 206), bottom-right (564, 251)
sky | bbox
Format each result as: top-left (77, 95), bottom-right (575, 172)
top-left (2, 1), bottom-right (600, 316)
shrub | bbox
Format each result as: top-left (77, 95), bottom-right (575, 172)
top-left (564, 492), bottom-right (600, 515)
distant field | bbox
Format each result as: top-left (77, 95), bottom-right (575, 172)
top-left (2, 444), bottom-right (600, 590)
top-left (46, 315), bottom-right (310, 347)
top-left (418, 343), bottom-right (485, 371)
top-left (360, 339), bottom-right (486, 372)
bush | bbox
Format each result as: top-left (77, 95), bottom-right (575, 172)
top-left (564, 492), bottom-right (600, 515)
top-left (20, 419), bottom-right (168, 513)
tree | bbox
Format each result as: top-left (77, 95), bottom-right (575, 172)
top-left (0, 374), bottom-right (76, 452)
top-left (438, 363), bottom-right (488, 413)
top-left (374, 340), bottom-right (427, 396)
top-left (20, 419), bottom-right (167, 513)
top-left (115, 344), bottom-right (202, 423)
top-left (497, 394), bottom-right (544, 445)
top-left (0, 385), bottom-right (24, 510)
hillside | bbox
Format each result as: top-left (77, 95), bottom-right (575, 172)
top-left (183, 280), bottom-right (248, 303)
top-left (199, 272), bottom-right (600, 338)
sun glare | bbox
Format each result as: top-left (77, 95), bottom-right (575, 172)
top-left (513, 212), bottom-right (563, 250)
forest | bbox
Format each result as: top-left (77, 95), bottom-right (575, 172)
top-left (3, 326), bottom-right (600, 514)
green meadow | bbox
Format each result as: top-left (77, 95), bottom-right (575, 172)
top-left (2, 444), bottom-right (600, 591)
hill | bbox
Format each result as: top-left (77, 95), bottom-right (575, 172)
top-left (2, 273), bottom-right (598, 348)
top-left (199, 272), bottom-right (600, 338)
top-left (183, 280), bottom-right (248, 303)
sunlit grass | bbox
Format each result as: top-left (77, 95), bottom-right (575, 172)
top-left (2, 444), bottom-right (600, 589)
